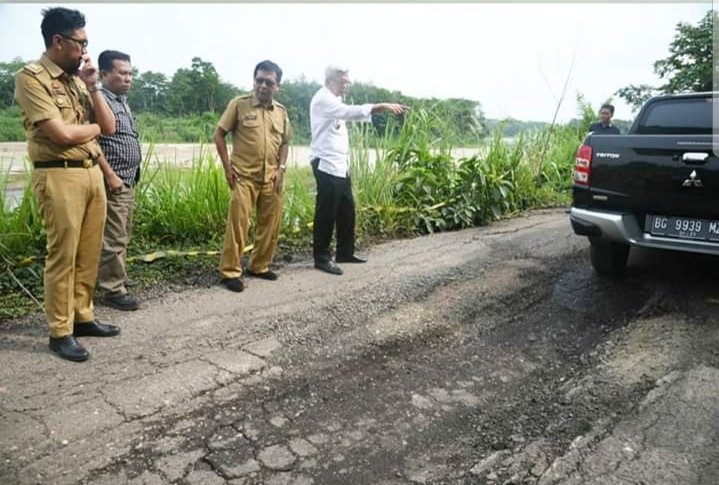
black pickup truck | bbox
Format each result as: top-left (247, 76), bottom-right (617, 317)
top-left (570, 92), bottom-right (717, 275)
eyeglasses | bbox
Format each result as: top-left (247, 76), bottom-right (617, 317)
top-left (59, 33), bottom-right (88, 49)
top-left (255, 77), bottom-right (276, 87)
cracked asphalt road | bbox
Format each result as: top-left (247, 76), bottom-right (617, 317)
top-left (1, 209), bottom-right (718, 485)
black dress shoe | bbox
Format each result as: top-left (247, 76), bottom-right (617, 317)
top-left (245, 269), bottom-right (279, 281)
top-left (336, 255), bottom-right (367, 263)
top-left (315, 260), bottom-right (343, 275)
top-left (74, 321), bottom-right (121, 338)
top-left (221, 277), bottom-right (244, 292)
top-left (49, 336), bottom-right (89, 362)
top-left (103, 293), bottom-right (139, 311)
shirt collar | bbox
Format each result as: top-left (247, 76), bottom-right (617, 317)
top-left (101, 85), bottom-right (126, 103)
top-left (39, 53), bottom-right (66, 80)
top-left (322, 85), bottom-right (341, 99)
top-left (251, 94), bottom-right (275, 110)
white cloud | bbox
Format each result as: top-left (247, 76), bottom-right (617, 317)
top-left (0, 2), bottom-right (710, 122)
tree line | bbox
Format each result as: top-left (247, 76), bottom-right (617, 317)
top-left (0, 56), bottom-right (487, 145)
top-left (0, 9), bottom-right (713, 142)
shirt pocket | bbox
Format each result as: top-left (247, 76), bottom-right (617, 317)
top-left (242, 118), bottom-right (261, 128)
top-left (54, 95), bottom-right (73, 120)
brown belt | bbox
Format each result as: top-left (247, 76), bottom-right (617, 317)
top-left (33, 159), bottom-right (97, 169)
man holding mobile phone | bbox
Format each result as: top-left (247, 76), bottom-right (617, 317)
top-left (14, 7), bottom-right (121, 362)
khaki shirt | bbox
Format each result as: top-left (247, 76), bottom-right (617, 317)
top-left (217, 94), bottom-right (292, 183)
top-left (14, 54), bottom-right (102, 162)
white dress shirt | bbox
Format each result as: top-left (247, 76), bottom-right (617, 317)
top-left (309, 86), bottom-right (373, 178)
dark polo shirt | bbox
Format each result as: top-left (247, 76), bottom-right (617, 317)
top-left (589, 122), bottom-right (621, 135)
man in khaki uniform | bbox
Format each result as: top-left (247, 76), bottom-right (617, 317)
top-left (214, 60), bottom-right (292, 292)
top-left (14, 7), bottom-right (121, 362)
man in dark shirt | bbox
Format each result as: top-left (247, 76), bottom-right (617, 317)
top-left (589, 103), bottom-right (621, 135)
top-left (96, 50), bottom-right (142, 310)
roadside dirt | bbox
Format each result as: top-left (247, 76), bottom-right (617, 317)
top-left (1, 209), bottom-right (718, 485)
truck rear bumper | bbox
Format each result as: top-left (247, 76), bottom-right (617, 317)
top-left (569, 207), bottom-right (719, 256)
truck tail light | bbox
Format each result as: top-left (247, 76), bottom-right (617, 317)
top-left (573, 144), bottom-right (592, 186)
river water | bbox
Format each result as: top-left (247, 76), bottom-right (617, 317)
top-left (1, 142), bottom-right (487, 210)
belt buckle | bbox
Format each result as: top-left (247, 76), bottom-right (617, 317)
top-left (83, 159), bottom-right (92, 168)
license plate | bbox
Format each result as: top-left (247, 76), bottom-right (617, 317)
top-left (646, 215), bottom-right (719, 241)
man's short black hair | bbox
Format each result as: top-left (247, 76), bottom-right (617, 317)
top-left (99, 50), bottom-right (131, 72)
top-left (254, 60), bottom-right (283, 84)
top-left (600, 103), bottom-right (615, 114)
top-left (41, 7), bottom-right (86, 48)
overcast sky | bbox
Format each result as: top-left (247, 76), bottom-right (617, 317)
top-left (0, 3), bottom-right (711, 123)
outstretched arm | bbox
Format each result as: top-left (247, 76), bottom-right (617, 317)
top-left (371, 103), bottom-right (410, 116)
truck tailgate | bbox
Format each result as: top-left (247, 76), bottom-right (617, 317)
top-left (587, 135), bottom-right (719, 220)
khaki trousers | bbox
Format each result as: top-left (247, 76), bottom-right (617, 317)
top-left (219, 177), bottom-right (282, 279)
top-left (97, 184), bottom-right (134, 296)
top-left (31, 165), bottom-right (106, 338)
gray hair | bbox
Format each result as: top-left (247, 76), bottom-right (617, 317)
top-left (324, 65), bottom-right (349, 83)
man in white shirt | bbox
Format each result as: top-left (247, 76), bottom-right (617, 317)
top-left (309, 65), bottom-right (409, 275)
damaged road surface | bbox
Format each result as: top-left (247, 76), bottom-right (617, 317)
top-left (2, 209), bottom-right (719, 485)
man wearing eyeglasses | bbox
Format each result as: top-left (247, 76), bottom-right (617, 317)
top-left (214, 60), bottom-right (292, 293)
top-left (14, 7), bottom-right (120, 362)
top-left (309, 65), bottom-right (409, 275)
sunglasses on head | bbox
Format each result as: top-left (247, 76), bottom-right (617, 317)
top-left (255, 77), bottom-right (276, 87)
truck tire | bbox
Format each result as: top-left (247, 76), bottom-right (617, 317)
top-left (589, 239), bottom-right (630, 276)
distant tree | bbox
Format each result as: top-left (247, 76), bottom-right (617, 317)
top-left (165, 57), bottom-right (227, 115)
top-left (216, 80), bottom-right (244, 112)
top-left (0, 58), bottom-right (26, 108)
top-left (275, 75), bottom-right (321, 144)
top-left (129, 70), bottom-right (169, 113)
top-left (614, 84), bottom-right (656, 112)
top-left (654, 10), bottom-right (714, 93)
top-left (616, 9), bottom-right (714, 111)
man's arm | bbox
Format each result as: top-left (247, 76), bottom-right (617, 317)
top-left (89, 89), bottom-right (116, 136)
top-left (272, 141), bottom-right (289, 194)
top-left (15, 71), bottom-right (102, 145)
top-left (214, 127), bottom-right (236, 189)
top-left (35, 118), bottom-right (102, 145)
top-left (215, 99), bottom-right (239, 189)
top-left (317, 93), bottom-right (409, 121)
top-left (316, 92), bottom-right (374, 121)
top-left (371, 102), bottom-right (409, 116)
top-left (77, 53), bottom-right (115, 135)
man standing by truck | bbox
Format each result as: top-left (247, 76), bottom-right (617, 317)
top-left (589, 104), bottom-right (621, 135)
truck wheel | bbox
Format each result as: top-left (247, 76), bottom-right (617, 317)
top-left (589, 239), bottom-right (630, 276)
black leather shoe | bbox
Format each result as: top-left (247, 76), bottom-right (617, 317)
top-left (245, 269), bottom-right (279, 281)
top-left (336, 255), bottom-right (367, 263)
top-left (49, 336), bottom-right (89, 362)
top-left (103, 293), bottom-right (139, 311)
top-left (315, 260), bottom-right (343, 275)
top-left (74, 321), bottom-right (121, 338)
top-left (221, 277), bottom-right (244, 292)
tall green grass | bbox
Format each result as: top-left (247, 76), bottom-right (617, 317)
top-left (1, 105), bottom-right (590, 317)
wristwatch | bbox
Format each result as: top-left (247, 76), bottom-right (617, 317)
top-left (279, 164), bottom-right (287, 173)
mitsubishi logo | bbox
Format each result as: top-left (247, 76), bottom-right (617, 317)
top-left (682, 170), bottom-right (704, 188)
